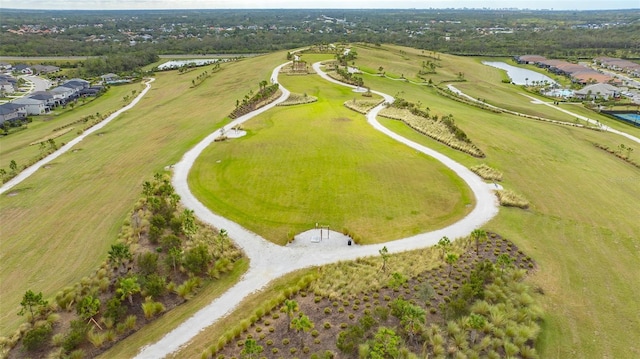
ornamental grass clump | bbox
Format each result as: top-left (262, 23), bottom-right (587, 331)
top-left (379, 99), bottom-right (484, 157)
top-left (470, 164), bottom-right (503, 181)
top-left (277, 93), bottom-right (318, 106)
top-left (496, 190), bottom-right (530, 209)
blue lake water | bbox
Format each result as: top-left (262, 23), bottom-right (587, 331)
top-left (483, 61), bottom-right (557, 86)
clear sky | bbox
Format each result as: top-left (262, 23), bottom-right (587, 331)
top-left (2, 0), bottom-right (639, 10)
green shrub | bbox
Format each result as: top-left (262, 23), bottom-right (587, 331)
top-left (22, 324), bottom-right (52, 351)
top-left (63, 320), bottom-right (89, 352)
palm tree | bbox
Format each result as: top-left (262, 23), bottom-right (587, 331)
top-left (117, 276), bottom-right (140, 305)
top-left (471, 229), bottom-right (487, 254)
top-left (379, 246), bottom-right (389, 273)
top-left (290, 313), bottom-right (314, 348)
top-left (445, 253), bottom-right (459, 277)
top-left (437, 237), bottom-right (451, 259)
top-left (401, 304), bottom-right (426, 344)
top-left (283, 299), bottom-right (298, 331)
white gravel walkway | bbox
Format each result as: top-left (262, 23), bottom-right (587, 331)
top-left (0, 78), bottom-right (156, 195)
top-left (134, 63), bottom-right (500, 358)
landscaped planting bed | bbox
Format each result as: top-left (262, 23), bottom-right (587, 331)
top-left (205, 232), bottom-right (541, 359)
top-left (3, 175), bottom-right (244, 359)
top-left (379, 106), bottom-right (485, 158)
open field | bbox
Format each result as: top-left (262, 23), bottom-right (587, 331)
top-left (3, 44), bottom-right (639, 359)
top-left (0, 52), bottom-right (289, 334)
top-left (0, 83), bottom-right (144, 172)
top-left (188, 72), bottom-right (473, 245)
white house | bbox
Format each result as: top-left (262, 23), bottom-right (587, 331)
top-left (12, 97), bottom-right (47, 115)
top-left (49, 86), bottom-right (75, 104)
top-left (0, 103), bottom-right (27, 126)
top-left (574, 83), bottom-right (621, 100)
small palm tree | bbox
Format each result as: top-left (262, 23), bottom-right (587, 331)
top-left (445, 253), bottom-right (459, 277)
top-left (471, 229), bottom-right (487, 254)
top-left (290, 313), bottom-right (314, 348)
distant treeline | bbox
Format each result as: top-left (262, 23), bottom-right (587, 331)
top-left (1, 9), bottom-right (638, 60)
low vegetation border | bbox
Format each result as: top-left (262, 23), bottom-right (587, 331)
top-left (203, 232), bottom-right (542, 359)
top-left (2, 175), bottom-right (245, 359)
top-left (378, 104), bottom-right (485, 158)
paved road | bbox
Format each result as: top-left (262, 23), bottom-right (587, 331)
top-left (134, 63), bottom-right (500, 358)
top-left (0, 78), bottom-right (156, 195)
top-left (23, 75), bottom-right (52, 93)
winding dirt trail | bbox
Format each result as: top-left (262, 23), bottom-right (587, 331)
top-left (134, 62), bottom-right (500, 358)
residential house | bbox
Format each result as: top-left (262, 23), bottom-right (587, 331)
top-left (13, 64), bottom-right (32, 75)
top-left (49, 86), bottom-right (75, 104)
top-left (29, 91), bottom-right (57, 108)
top-left (0, 80), bottom-right (15, 95)
top-left (0, 103), bottom-right (27, 126)
top-left (31, 65), bottom-right (60, 75)
top-left (0, 62), bottom-right (12, 71)
top-left (574, 83), bottom-right (620, 100)
top-left (12, 97), bottom-right (48, 115)
top-left (100, 73), bottom-right (119, 83)
top-left (0, 74), bottom-right (18, 93)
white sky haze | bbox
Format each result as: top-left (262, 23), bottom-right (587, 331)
top-left (2, 0), bottom-right (639, 10)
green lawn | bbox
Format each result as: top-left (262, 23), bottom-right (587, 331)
top-left (3, 45), bottom-right (639, 359)
top-left (0, 83), bottom-right (144, 172)
top-left (372, 65), bottom-right (640, 357)
top-left (0, 52), bottom-right (290, 334)
top-left (177, 45), bottom-right (639, 359)
top-left (189, 73), bottom-right (473, 245)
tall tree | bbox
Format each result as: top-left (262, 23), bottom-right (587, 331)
top-left (18, 290), bottom-right (48, 324)
top-left (437, 236), bottom-right (451, 259)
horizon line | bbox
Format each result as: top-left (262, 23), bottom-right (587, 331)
top-left (1, 7), bottom-right (639, 11)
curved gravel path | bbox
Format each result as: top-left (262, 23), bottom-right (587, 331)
top-left (0, 78), bottom-right (156, 195)
top-left (135, 62), bottom-right (500, 358)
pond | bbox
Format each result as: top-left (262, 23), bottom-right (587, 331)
top-left (157, 59), bottom-right (220, 70)
top-left (483, 61), bottom-right (557, 86)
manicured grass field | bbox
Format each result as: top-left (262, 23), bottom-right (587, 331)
top-left (0, 52), bottom-right (289, 334)
top-left (0, 83), bottom-right (144, 172)
top-left (175, 46), bottom-right (640, 359)
top-left (4, 44), bottom-right (639, 359)
top-left (189, 73), bottom-right (473, 245)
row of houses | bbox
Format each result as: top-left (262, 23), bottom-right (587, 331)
top-left (515, 55), bottom-right (616, 85)
top-left (594, 57), bottom-right (640, 77)
top-left (0, 62), bottom-right (61, 75)
top-left (0, 78), bottom-right (103, 127)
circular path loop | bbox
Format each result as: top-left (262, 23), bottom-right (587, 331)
top-left (135, 62), bottom-right (499, 358)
